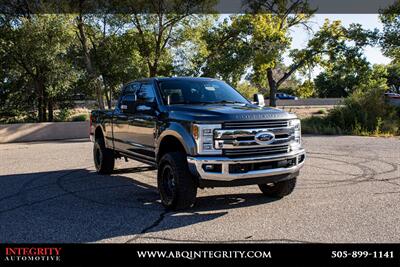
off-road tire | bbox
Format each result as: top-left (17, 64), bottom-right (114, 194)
top-left (93, 138), bottom-right (115, 174)
top-left (157, 152), bottom-right (197, 210)
top-left (258, 178), bottom-right (297, 198)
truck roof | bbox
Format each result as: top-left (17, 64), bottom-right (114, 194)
top-left (133, 77), bottom-right (218, 83)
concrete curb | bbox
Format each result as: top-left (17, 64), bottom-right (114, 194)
top-left (268, 98), bottom-right (343, 106)
top-left (0, 121), bottom-right (90, 143)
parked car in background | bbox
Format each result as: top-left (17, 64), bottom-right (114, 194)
top-left (276, 93), bottom-right (298, 100)
top-left (384, 92), bottom-right (400, 99)
top-left (385, 92), bottom-right (400, 107)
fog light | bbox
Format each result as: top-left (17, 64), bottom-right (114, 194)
top-left (202, 164), bottom-right (222, 173)
top-left (277, 160), bottom-right (288, 168)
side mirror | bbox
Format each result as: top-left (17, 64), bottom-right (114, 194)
top-left (120, 94), bottom-right (137, 113)
top-left (253, 93), bottom-right (265, 107)
top-left (121, 104), bottom-right (128, 112)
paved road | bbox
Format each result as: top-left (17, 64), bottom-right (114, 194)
top-left (0, 136), bottom-right (399, 243)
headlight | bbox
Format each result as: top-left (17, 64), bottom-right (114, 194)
top-left (192, 124), bottom-right (221, 155)
top-left (289, 119), bottom-right (302, 147)
top-left (289, 119), bottom-right (301, 132)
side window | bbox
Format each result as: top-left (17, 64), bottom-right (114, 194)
top-left (124, 83), bottom-right (140, 94)
top-left (137, 83), bottom-right (156, 103)
top-left (159, 81), bottom-right (185, 104)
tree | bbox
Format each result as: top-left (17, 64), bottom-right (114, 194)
top-left (126, 0), bottom-right (214, 77)
top-left (75, 10), bottom-right (106, 110)
top-left (73, 13), bottom-right (148, 109)
top-left (194, 15), bottom-right (253, 86)
top-left (94, 32), bottom-right (148, 108)
top-left (246, 0), bottom-right (315, 106)
top-left (380, 2), bottom-right (400, 93)
top-left (386, 63), bottom-right (400, 93)
top-left (1, 14), bottom-right (77, 122)
top-left (295, 80), bottom-right (315, 98)
top-left (313, 49), bottom-right (371, 97)
top-left (236, 81), bottom-right (259, 99)
top-left (380, 1), bottom-right (400, 60)
top-left (195, 1), bottom-right (354, 106)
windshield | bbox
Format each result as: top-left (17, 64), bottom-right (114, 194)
top-left (157, 79), bottom-right (250, 105)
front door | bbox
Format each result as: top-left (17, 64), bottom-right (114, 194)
top-left (127, 82), bottom-right (158, 161)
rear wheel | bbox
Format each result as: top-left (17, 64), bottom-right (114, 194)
top-left (157, 152), bottom-right (197, 210)
top-left (93, 138), bottom-right (115, 174)
top-left (258, 178), bottom-right (297, 198)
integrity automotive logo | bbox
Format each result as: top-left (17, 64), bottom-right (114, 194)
top-left (3, 247), bottom-right (62, 263)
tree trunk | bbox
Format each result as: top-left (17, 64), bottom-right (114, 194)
top-left (149, 63), bottom-right (157, 77)
top-left (37, 95), bottom-right (43, 122)
top-left (104, 86), bottom-right (112, 109)
top-left (76, 15), bottom-right (105, 110)
top-left (35, 79), bottom-right (46, 122)
top-left (42, 89), bottom-right (47, 122)
top-left (48, 98), bottom-right (54, 122)
top-left (267, 68), bottom-right (277, 107)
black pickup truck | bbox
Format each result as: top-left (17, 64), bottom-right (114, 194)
top-left (90, 77), bottom-right (305, 210)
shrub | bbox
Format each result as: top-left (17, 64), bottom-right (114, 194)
top-left (314, 109), bottom-right (327, 115)
top-left (302, 86), bottom-right (400, 136)
top-left (302, 116), bottom-right (343, 135)
top-left (55, 108), bottom-right (71, 122)
top-left (236, 82), bottom-right (259, 99)
top-left (70, 113), bottom-right (89, 122)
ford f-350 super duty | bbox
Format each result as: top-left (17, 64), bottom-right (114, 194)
top-left (90, 77), bottom-right (305, 210)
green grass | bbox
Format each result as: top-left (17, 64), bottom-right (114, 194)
top-left (0, 109), bottom-right (90, 124)
top-left (301, 117), bottom-right (344, 135)
top-left (302, 115), bottom-right (397, 137)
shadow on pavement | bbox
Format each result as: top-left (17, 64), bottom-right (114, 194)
top-left (0, 167), bottom-right (278, 243)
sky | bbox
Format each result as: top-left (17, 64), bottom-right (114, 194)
top-left (285, 14), bottom-right (392, 66)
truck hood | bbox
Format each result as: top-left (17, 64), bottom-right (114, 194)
top-left (166, 103), bottom-right (296, 122)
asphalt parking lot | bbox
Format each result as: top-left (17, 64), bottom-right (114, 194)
top-left (0, 136), bottom-right (399, 243)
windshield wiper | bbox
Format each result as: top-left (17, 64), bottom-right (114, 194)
top-left (171, 100), bottom-right (246, 105)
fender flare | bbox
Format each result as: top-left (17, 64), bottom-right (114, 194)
top-left (156, 122), bottom-right (196, 159)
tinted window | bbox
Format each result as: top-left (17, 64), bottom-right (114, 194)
top-left (158, 80), bottom-right (249, 105)
top-left (123, 83), bottom-right (140, 94)
top-left (137, 83), bottom-right (156, 103)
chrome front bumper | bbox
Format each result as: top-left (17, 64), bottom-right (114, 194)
top-left (187, 149), bottom-right (305, 182)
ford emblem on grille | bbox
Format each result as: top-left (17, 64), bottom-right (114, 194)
top-left (255, 132), bottom-right (275, 145)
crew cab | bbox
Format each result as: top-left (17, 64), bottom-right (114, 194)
top-left (90, 77), bottom-right (305, 210)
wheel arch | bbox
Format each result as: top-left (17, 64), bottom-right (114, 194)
top-left (156, 122), bottom-right (196, 162)
top-left (94, 126), bottom-right (105, 143)
top-left (157, 134), bottom-right (187, 162)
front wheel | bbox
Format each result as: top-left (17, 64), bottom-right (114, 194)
top-left (157, 152), bottom-right (197, 210)
top-left (258, 178), bottom-right (297, 198)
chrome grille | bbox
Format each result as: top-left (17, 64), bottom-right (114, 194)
top-left (223, 120), bottom-right (289, 129)
top-left (215, 120), bottom-right (295, 157)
